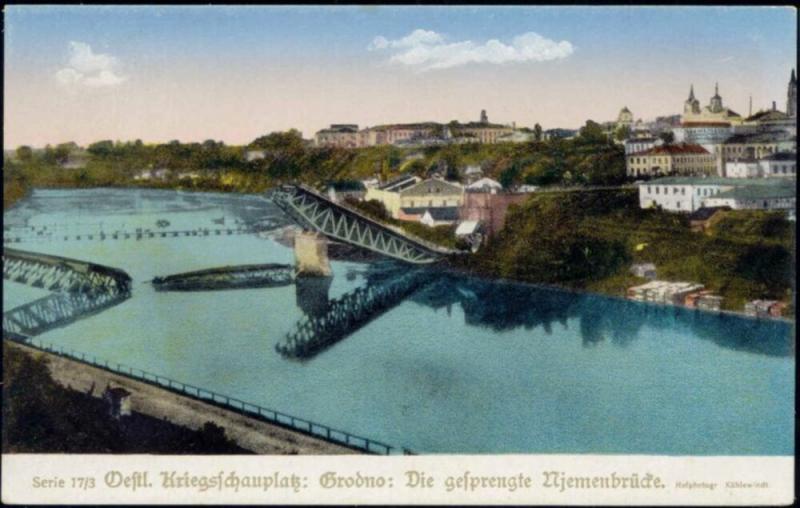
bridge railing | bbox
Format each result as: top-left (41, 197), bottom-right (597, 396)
top-left (9, 336), bottom-right (401, 456)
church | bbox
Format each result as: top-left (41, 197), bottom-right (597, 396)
top-left (681, 83), bottom-right (743, 126)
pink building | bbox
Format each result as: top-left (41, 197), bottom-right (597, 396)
top-left (460, 192), bottom-right (529, 237)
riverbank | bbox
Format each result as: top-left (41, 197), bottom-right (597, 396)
top-left (2, 340), bottom-right (356, 455)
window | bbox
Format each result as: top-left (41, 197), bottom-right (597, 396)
top-left (677, 201), bottom-right (681, 209)
top-left (656, 187), bottom-right (660, 195)
top-left (682, 188), bottom-right (686, 195)
top-left (647, 186), bottom-right (652, 194)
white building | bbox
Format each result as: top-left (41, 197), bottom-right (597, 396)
top-left (725, 159), bottom-right (761, 178)
top-left (466, 177), bottom-right (503, 193)
top-left (624, 137), bottom-right (662, 156)
top-left (638, 176), bottom-right (796, 212)
top-left (725, 152), bottom-right (796, 178)
top-left (245, 150), bottom-right (266, 162)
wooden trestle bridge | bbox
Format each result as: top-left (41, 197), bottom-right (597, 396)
top-left (269, 184), bottom-right (459, 264)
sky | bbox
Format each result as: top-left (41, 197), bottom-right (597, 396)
top-left (3, 6), bottom-right (797, 148)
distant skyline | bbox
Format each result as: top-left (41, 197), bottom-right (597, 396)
top-left (4, 5), bottom-right (797, 148)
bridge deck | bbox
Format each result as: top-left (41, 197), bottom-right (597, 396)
top-left (151, 263), bottom-right (294, 291)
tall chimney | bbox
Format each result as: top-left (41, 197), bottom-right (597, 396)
top-left (772, 101), bottom-right (777, 111)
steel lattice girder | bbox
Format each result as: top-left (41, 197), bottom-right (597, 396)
top-left (270, 186), bottom-right (450, 265)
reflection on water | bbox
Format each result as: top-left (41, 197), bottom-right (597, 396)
top-left (404, 274), bottom-right (794, 358)
top-left (3, 188), bottom-right (795, 455)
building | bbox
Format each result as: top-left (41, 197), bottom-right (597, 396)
top-left (326, 180), bottom-right (366, 203)
top-left (365, 177), bottom-right (462, 219)
top-left (630, 262), bottom-right (657, 279)
top-left (420, 207), bottom-right (460, 227)
top-left (624, 137), bottom-right (662, 156)
top-left (744, 300), bottom-right (786, 318)
top-left (466, 177), bottom-right (503, 193)
top-left (702, 182), bottom-right (795, 211)
top-left (460, 190), bottom-right (529, 237)
top-left (363, 174), bottom-right (420, 217)
top-left (627, 280), bottom-right (705, 305)
top-left (314, 124), bottom-right (360, 148)
top-left (681, 83), bottom-right (743, 126)
top-left (245, 150), bottom-right (266, 162)
top-left (463, 165), bottom-right (484, 184)
top-left (718, 131), bottom-right (795, 163)
top-left (617, 106), bottom-right (634, 130)
top-left (725, 152), bottom-right (796, 178)
top-left (759, 152), bottom-right (797, 177)
top-left (102, 386), bottom-right (132, 420)
top-left (497, 130), bottom-right (535, 143)
top-left (684, 290), bottom-right (724, 311)
top-left (688, 206), bottom-right (730, 232)
top-left (543, 128), bottom-right (578, 140)
top-left (725, 159), bottom-right (761, 179)
top-left (455, 121), bottom-right (514, 144)
top-left (626, 143), bottom-right (715, 178)
top-left (638, 176), bottom-right (796, 212)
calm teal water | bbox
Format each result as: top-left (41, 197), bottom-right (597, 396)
top-left (3, 188), bottom-right (795, 455)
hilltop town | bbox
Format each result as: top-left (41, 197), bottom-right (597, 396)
top-left (4, 70), bottom-right (796, 318)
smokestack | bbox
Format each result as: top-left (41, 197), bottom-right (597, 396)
top-left (772, 101), bottom-right (777, 111)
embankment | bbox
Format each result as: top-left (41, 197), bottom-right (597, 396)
top-left (5, 341), bottom-right (355, 455)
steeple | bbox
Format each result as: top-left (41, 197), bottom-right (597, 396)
top-left (788, 69), bottom-right (797, 117)
top-left (709, 82), bottom-right (723, 113)
top-left (791, 69), bottom-right (796, 84)
top-left (684, 84), bottom-right (700, 115)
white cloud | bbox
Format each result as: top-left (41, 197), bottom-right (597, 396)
top-left (368, 30), bottom-right (574, 71)
top-left (55, 41), bottom-right (126, 88)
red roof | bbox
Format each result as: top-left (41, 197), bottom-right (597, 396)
top-left (680, 121), bottom-right (732, 127)
top-left (630, 143), bottom-right (710, 156)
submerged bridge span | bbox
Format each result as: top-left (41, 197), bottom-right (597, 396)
top-left (269, 184), bottom-right (459, 264)
top-left (2, 248), bottom-right (132, 339)
top-left (3, 247), bottom-right (131, 293)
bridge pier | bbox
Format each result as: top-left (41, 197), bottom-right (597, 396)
top-left (294, 231), bottom-right (333, 277)
top-left (294, 232), bottom-right (332, 277)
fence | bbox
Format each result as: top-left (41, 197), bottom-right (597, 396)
top-left (10, 336), bottom-right (400, 456)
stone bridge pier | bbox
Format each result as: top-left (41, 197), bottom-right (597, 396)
top-left (294, 231), bottom-right (332, 277)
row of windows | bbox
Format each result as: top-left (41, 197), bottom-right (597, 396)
top-left (407, 199), bottom-right (455, 207)
top-left (644, 186), bottom-right (722, 197)
top-left (769, 164), bottom-right (796, 174)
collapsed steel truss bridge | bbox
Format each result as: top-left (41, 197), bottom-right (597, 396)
top-left (269, 184), bottom-right (458, 264)
top-left (2, 248), bottom-right (132, 339)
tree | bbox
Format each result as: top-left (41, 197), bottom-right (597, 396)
top-left (54, 143), bottom-right (74, 164)
top-left (15, 146), bottom-right (33, 162)
top-left (533, 123), bottom-right (543, 142)
top-left (87, 140), bottom-right (115, 157)
top-left (578, 120), bottom-right (607, 143)
top-left (614, 125), bottom-right (631, 141)
top-left (659, 131), bottom-right (675, 145)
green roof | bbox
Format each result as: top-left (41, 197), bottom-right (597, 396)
top-left (643, 176), bottom-right (795, 187)
top-left (712, 185), bottom-right (796, 200)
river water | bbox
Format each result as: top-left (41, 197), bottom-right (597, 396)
top-left (3, 188), bottom-right (795, 455)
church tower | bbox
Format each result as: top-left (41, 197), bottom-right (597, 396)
top-left (709, 83), bottom-right (724, 113)
top-left (788, 69), bottom-right (797, 118)
top-left (684, 85), bottom-right (700, 115)
top-left (480, 109), bottom-right (488, 124)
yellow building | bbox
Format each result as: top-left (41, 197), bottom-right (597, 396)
top-left (627, 143), bottom-right (716, 178)
top-left (364, 176), bottom-right (463, 219)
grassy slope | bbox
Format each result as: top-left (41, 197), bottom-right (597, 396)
top-left (458, 189), bottom-right (795, 313)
